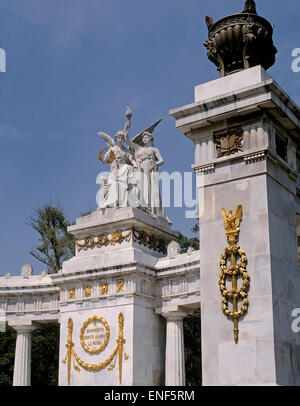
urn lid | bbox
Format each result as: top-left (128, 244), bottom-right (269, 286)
top-left (204, 0), bottom-right (277, 77)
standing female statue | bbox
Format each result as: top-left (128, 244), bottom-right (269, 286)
top-left (124, 121), bottom-right (165, 217)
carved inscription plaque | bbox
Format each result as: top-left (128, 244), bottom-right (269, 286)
top-left (80, 315), bottom-right (110, 354)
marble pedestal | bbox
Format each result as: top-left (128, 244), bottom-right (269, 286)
top-left (1, 205), bottom-right (200, 386)
top-left (52, 207), bottom-right (177, 386)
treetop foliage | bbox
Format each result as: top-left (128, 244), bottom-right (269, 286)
top-left (27, 205), bottom-right (75, 274)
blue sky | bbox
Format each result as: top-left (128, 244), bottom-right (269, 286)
top-left (0, 0), bottom-right (299, 276)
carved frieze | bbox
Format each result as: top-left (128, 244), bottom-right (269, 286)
top-left (76, 229), bottom-right (132, 252)
top-left (76, 227), bottom-right (167, 254)
top-left (214, 127), bottom-right (244, 158)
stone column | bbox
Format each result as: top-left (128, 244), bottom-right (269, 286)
top-left (162, 310), bottom-right (188, 386)
top-left (10, 325), bottom-right (36, 386)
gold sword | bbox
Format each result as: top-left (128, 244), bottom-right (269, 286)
top-left (67, 318), bottom-right (73, 385)
top-left (117, 313), bottom-right (125, 384)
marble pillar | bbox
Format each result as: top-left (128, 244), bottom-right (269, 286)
top-left (11, 325), bottom-right (36, 386)
top-left (170, 66), bottom-right (300, 386)
top-left (162, 311), bottom-right (187, 386)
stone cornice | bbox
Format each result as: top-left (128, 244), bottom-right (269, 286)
top-left (170, 75), bottom-right (300, 140)
top-left (0, 284), bottom-right (59, 296)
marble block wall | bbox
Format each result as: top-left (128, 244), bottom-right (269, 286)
top-left (58, 299), bottom-right (165, 386)
top-left (199, 161), bottom-right (300, 386)
top-left (200, 170), bottom-right (274, 385)
top-left (267, 172), bottom-right (300, 385)
top-left (171, 65), bottom-right (300, 386)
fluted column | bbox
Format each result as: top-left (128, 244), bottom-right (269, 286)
top-left (162, 311), bottom-right (188, 386)
top-left (11, 325), bottom-right (36, 386)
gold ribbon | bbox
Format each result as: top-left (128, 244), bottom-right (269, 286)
top-left (62, 313), bottom-right (129, 385)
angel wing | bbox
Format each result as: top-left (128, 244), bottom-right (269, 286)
top-left (221, 208), bottom-right (228, 227)
top-left (235, 205), bottom-right (243, 226)
top-left (98, 132), bottom-right (115, 148)
top-left (131, 119), bottom-right (163, 146)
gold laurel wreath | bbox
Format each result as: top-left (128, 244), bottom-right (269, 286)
top-left (219, 245), bottom-right (250, 320)
top-left (79, 315), bottom-right (110, 355)
top-left (98, 148), bottom-right (116, 164)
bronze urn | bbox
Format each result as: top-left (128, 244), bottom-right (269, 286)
top-left (204, 0), bottom-right (277, 77)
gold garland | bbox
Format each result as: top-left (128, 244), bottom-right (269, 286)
top-left (132, 228), bottom-right (167, 253)
top-left (76, 229), bottom-right (132, 252)
top-left (76, 227), bottom-right (167, 254)
top-left (62, 313), bottom-right (129, 385)
top-left (220, 205), bottom-right (250, 344)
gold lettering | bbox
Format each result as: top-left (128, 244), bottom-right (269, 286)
top-left (92, 341), bottom-right (103, 346)
top-left (86, 327), bottom-right (104, 333)
top-left (84, 335), bottom-right (94, 340)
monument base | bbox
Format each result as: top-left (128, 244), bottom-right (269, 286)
top-left (53, 207), bottom-right (177, 386)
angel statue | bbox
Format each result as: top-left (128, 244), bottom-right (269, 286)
top-left (97, 108), bottom-right (140, 210)
top-left (124, 119), bottom-right (166, 217)
top-left (97, 107), bottom-right (135, 168)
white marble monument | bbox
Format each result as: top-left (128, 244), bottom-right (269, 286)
top-left (0, 111), bottom-right (200, 386)
top-left (3, 0), bottom-right (300, 388)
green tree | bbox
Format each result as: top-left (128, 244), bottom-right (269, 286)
top-left (0, 327), bottom-right (16, 386)
top-left (27, 205), bottom-right (75, 274)
top-left (31, 324), bottom-right (60, 386)
top-left (0, 205), bottom-right (71, 387)
top-left (0, 324), bottom-right (60, 387)
top-left (184, 309), bottom-right (201, 386)
top-left (176, 232), bottom-right (199, 253)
